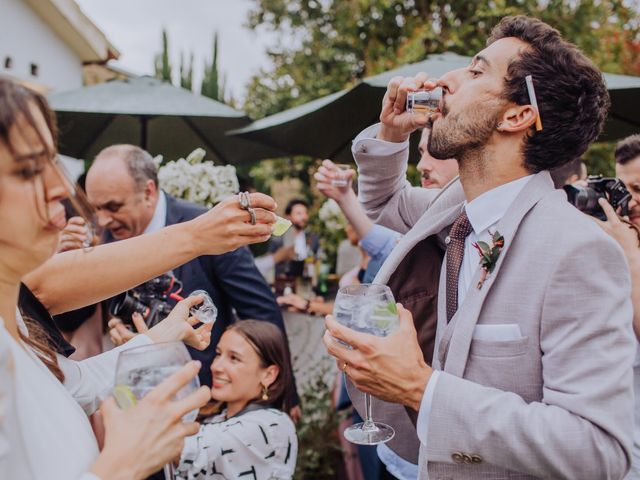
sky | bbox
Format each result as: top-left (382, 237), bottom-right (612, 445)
top-left (75, 0), bottom-right (278, 101)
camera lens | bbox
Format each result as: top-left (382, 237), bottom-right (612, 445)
top-left (109, 292), bottom-right (149, 322)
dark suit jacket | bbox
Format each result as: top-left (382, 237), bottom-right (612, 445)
top-left (105, 193), bottom-right (290, 389)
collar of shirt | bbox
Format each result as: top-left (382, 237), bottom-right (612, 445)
top-left (143, 190), bottom-right (167, 234)
top-left (464, 174), bottom-right (534, 236)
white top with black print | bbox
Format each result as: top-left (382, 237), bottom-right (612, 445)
top-left (176, 407), bottom-right (297, 480)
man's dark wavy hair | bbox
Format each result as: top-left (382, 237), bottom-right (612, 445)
top-left (488, 16), bottom-right (610, 173)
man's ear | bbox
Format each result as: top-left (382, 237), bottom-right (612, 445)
top-left (144, 179), bottom-right (158, 201)
top-left (497, 105), bottom-right (538, 133)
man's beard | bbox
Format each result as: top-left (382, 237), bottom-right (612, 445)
top-left (428, 103), bottom-right (501, 161)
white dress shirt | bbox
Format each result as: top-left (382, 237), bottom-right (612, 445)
top-left (416, 174), bottom-right (533, 451)
top-left (143, 190), bottom-right (168, 234)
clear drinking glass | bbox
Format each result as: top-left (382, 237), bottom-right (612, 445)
top-left (331, 164), bottom-right (352, 187)
top-left (188, 290), bottom-right (218, 324)
top-left (113, 341), bottom-right (200, 479)
top-left (406, 87), bottom-right (443, 115)
top-left (333, 283), bottom-right (399, 445)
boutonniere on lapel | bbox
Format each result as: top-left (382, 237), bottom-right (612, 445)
top-left (473, 231), bottom-right (504, 289)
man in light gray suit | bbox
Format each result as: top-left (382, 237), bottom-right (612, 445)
top-left (323, 16), bottom-right (636, 479)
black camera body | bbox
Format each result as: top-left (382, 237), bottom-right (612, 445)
top-left (109, 274), bottom-right (182, 328)
top-left (563, 175), bottom-right (631, 221)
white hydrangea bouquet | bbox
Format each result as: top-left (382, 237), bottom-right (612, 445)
top-left (318, 199), bottom-right (347, 231)
top-left (155, 148), bottom-right (239, 208)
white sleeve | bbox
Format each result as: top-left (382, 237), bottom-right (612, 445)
top-left (59, 334), bottom-right (153, 415)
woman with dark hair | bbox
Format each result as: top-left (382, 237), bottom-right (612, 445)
top-left (176, 320), bottom-right (298, 480)
top-left (0, 75), bottom-right (280, 480)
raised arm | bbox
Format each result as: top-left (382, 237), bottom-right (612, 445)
top-left (23, 193), bottom-right (277, 315)
top-left (352, 75), bottom-right (443, 232)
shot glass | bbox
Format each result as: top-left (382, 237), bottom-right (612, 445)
top-left (188, 290), bottom-right (218, 324)
top-left (331, 164), bottom-right (352, 187)
top-left (406, 88), bottom-right (442, 115)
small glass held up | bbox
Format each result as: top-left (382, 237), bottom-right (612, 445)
top-left (406, 87), bottom-right (443, 115)
top-left (330, 164), bottom-right (352, 187)
top-left (188, 290), bottom-right (218, 324)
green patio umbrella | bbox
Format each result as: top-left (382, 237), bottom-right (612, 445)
top-left (230, 53), bottom-right (640, 163)
top-left (49, 76), bottom-right (287, 165)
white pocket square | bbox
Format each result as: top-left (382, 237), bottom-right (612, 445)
top-left (473, 324), bottom-right (523, 341)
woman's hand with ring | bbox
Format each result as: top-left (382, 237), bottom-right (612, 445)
top-left (188, 192), bottom-right (277, 255)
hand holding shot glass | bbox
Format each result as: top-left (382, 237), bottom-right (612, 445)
top-left (331, 163), bottom-right (353, 187)
top-left (406, 85), bottom-right (443, 115)
top-left (188, 290), bottom-right (218, 324)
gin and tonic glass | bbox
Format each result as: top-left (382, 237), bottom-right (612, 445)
top-left (333, 283), bottom-right (399, 445)
top-left (113, 341), bottom-right (200, 479)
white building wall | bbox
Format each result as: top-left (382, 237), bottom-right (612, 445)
top-left (0, 0), bottom-right (83, 91)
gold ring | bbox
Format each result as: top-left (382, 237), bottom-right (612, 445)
top-left (341, 362), bottom-right (348, 373)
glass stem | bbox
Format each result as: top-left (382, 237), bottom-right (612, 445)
top-left (362, 393), bottom-right (378, 432)
top-left (164, 463), bottom-right (174, 479)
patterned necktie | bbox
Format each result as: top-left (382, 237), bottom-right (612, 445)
top-left (446, 210), bottom-right (474, 323)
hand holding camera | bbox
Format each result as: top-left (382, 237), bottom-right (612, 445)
top-left (109, 295), bottom-right (213, 350)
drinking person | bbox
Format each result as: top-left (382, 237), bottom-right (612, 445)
top-left (324, 15), bottom-right (635, 479)
top-left (175, 320), bottom-right (298, 480)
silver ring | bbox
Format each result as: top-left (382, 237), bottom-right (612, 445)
top-left (248, 207), bottom-right (257, 225)
top-left (239, 191), bottom-right (251, 210)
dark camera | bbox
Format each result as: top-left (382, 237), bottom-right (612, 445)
top-left (109, 273), bottom-right (182, 328)
top-left (563, 175), bottom-right (631, 221)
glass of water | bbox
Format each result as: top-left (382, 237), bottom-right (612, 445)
top-left (333, 283), bottom-right (399, 445)
top-left (113, 341), bottom-right (200, 478)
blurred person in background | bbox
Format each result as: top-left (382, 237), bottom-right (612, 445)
top-left (616, 134), bottom-right (640, 229)
top-left (268, 199), bottom-right (320, 278)
top-left (592, 194), bottom-right (640, 480)
top-left (416, 128), bottom-right (459, 189)
top-left (595, 133), bottom-right (640, 480)
top-left (550, 157), bottom-right (588, 188)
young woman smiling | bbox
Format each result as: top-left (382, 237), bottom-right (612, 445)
top-left (175, 320), bottom-right (298, 480)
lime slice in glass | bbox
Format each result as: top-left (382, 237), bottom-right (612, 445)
top-left (113, 384), bottom-right (137, 409)
top-left (272, 215), bottom-right (292, 237)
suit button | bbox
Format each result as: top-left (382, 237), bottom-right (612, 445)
top-left (451, 452), bottom-right (464, 464)
top-left (445, 236), bottom-right (451, 245)
top-left (471, 454), bottom-right (483, 464)
top-left (462, 453), bottom-right (473, 464)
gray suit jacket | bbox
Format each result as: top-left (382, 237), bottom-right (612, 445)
top-left (348, 129), bottom-right (636, 479)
